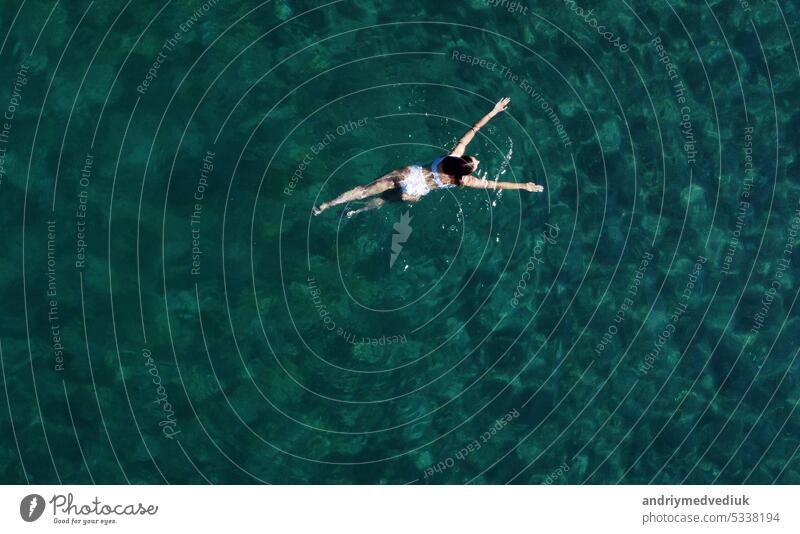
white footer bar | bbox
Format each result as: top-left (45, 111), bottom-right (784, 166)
top-left (1, 485), bottom-right (796, 533)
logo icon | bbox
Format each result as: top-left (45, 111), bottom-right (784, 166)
top-left (20, 494), bottom-right (45, 522)
top-left (390, 211), bottom-right (413, 269)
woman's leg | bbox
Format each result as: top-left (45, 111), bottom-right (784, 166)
top-left (345, 197), bottom-right (385, 218)
top-left (315, 177), bottom-right (396, 214)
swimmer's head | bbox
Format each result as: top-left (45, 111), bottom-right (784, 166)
top-left (441, 155), bottom-right (479, 179)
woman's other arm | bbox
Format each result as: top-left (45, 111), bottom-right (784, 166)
top-left (460, 175), bottom-right (543, 192)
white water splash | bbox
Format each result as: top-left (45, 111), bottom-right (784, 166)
top-left (488, 138), bottom-right (513, 207)
top-left (494, 138), bottom-right (513, 194)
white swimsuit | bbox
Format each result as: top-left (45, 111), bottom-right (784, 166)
top-left (399, 165), bottom-right (431, 196)
top-left (399, 156), bottom-right (456, 196)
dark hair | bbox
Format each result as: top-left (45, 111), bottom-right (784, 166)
top-left (440, 155), bottom-right (476, 181)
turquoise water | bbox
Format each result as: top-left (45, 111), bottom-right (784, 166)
top-left (1, 0), bottom-right (799, 484)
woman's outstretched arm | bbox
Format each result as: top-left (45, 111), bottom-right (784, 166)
top-left (460, 175), bottom-right (543, 192)
top-left (451, 97), bottom-right (510, 157)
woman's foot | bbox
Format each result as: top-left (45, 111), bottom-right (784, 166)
top-left (312, 206), bottom-right (322, 216)
top-left (524, 183), bottom-right (544, 192)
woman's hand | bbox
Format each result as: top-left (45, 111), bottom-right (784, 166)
top-left (454, 97), bottom-right (511, 155)
top-left (492, 97), bottom-right (511, 115)
top-left (524, 182), bottom-right (544, 192)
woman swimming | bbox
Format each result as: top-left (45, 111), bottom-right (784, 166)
top-left (312, 97), bottom-right (544, 217)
